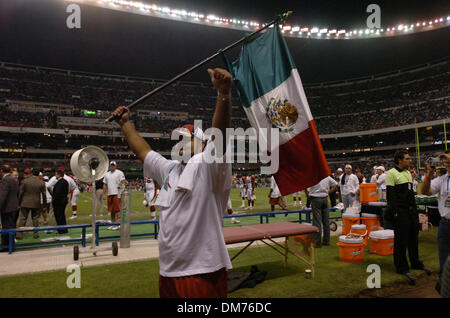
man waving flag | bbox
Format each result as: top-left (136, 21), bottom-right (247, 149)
top-left (229, 25), bottom-right (330, 195)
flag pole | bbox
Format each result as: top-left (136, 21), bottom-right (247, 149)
top-left (105, 11), bottom-right (293, 123)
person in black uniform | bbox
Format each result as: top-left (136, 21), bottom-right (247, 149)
top-left (51, 170), bottom-right (69, 234)
top-left (385, 149), bottom-right (431, 285)
top-left (0, 165), bottom-right (19, 251)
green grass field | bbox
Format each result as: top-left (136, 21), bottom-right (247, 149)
top-left (3, 183), bottom-right (440, 297)
top-left (0, 227), bottom-right (439, 298)
top-left (14, 187), bottom-right (341, 245)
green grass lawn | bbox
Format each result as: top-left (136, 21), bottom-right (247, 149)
top-left (15, 187), bottom-right (341, 245)
top-left (0, 227), bottom-right (439, 298)
top-left (4, 186), bottom-right (440, 298)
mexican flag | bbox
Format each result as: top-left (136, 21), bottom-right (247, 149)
top-left (229, 25), bottom-right (330, 195)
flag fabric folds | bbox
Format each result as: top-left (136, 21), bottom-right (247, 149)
top-left (229, 25), bottom-right (330, 195)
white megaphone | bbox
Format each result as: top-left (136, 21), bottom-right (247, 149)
top-left (69, 146), bottom-right (118, 260)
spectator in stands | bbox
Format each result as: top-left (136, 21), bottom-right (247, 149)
top-left (339, 164), bottom-right (360, 211)
top-left (17, 169), bottom-right (46, 239)
top-left (50, 169), bottom-right (69, 234)
top-left (385, 149), bottom-right (430, 285)
top-left (420, 151), bottom-right (450, 295)
top-left (0, 165), bottom-right (19, 251)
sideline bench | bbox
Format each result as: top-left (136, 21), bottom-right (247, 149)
top-left (223, 222), bottom-right (319, 278)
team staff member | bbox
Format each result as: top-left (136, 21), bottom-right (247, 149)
top-left (306, 176), bottom-right (338, 248)
top-left (339, 165), bottom-right (359, 211)
top-left (421, 151), bottom-right (450, 294)
top-left (103, 161), bottom-right (126, 231)
top-left (385, 149), bottom-right (430, 285)
top-left (112, 68), bottom-right (233, 298)
top-left (51, 170), bottom-right (69, 234)
top-left (0, 165), bottom-right (19, 251)
top-left (17, 169), bottom-right (46, 239)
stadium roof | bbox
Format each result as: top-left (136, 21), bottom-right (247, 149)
top-left (0, 0), bottom-right (449, 83)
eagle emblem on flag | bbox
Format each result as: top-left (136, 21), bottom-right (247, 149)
top-left (265, 97), bottom-right (299, 132)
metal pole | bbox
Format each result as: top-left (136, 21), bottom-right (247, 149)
top-left (105, 11), bottom-right (292, 123)
top-left (444, 119), bottom-right (447, 151)
top-left (120, 185), bottom-right (131, 248)
top-left (91, 172), bottom-right (97, 250)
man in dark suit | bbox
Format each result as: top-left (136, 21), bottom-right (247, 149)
top-left (17, 169), bottom-right (46, 239)
top-left (50, 169), bottom-right (69, 234)
top-left (0, 165), bottom-right (20, 251)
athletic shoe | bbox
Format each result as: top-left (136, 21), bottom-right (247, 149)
top-left (404, 272), bottom-right (417, 285)
top-left (113, 225), bottom-right (121, 230)
top-left (239, 205), bottom-right (245, 208)
top-left (293, 203), bottom-right (297, 207)
top-left (69, 215), bottom-right (78, 220)
top-left (231, 218), bottom-right (240, 224)
top-left (107, 226), bottom-right (114, 230)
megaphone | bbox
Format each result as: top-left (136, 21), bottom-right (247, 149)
top-left (70, 146), bottom-right (109, 182)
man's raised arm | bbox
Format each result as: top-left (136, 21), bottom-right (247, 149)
top-left (208, 68), bottom-right (232, 152)
top-left (113, 106), bottom-right (151, 163)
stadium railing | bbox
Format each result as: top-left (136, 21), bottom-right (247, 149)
top-left (0, 208), bottom-right (341, 254)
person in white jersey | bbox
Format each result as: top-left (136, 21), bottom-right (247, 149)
top-left (268, 176), bottom-right (288, 213)
top-left (239, 176), bottom-right (247, 208)
top-left (144, 177), bottom-right (158, 220)
top-left (111, 67), bottom-right (233, 298)
top-left (339, 164), bottom-right (360, 211)
top-left (292, 191), bottom-right (303, 208)
top-left (375, 166), bottom-right (387, 201)
top-left (103, 161), bottom-right (126, 230)
top-left (46, 167), bottom-right (77, 219)
top-left (69, 175), bottom-right (82, 220)
top-left (245, 175), bottom-right (255, 210)
top-left (421, 152), bottom-right (450, 295)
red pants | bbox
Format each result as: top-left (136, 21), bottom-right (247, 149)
top-left (107, 195), bottom-right (121, 212)
top-left (159, 268), bottom-right (227, 298)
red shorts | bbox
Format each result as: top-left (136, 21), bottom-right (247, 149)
top-left (159, 268), bottom-right (227, 298)
top-left (107, 195), bottom-right (121, 212)
top-left (269, 197), bottom-right (280, 206)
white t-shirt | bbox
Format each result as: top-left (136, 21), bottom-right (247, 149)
top-left (143, 145), bottom-right (232, 277)
top-left (47, 174), bottom-right (77, 193)
top-left (270, 176), bottom-right (281, 198)
top-left (307, 176), bottom-right (337, 198)
top-left (376, 173), bottom-right (387, 190)
top-left (339, 173), bottom-right (360, 195)
top-left (103, 170), bottom-right (125, 196)
top-left (370, 175), bottom-right (377, 183)
top-left (246, 176), bottom-right (253, 191)
top-left (145, 177), bottom-right (158, 202)
top-left (429, 173), bottom-right (450, 218)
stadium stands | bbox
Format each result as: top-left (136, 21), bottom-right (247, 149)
top-left (0, 58), bottom-right (448, 178)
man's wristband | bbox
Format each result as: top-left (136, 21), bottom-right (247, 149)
top-left (217, 92), bottom-right (231, 101)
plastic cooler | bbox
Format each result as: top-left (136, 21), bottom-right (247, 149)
top-left (360, 213), bottom-right (380, 234)
top-left (369, 230), bottom-right (394, 256)
top-left (337, 235), bottom-right (365, 263)
top-left (359, 183), bottom-right (378, 204)
top-left (351, 224), bottom-right (368, 245)
top-left (341, 213), bottom-right (360, 235)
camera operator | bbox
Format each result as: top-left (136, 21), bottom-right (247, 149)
top-left (421, 151), bottom-right (450, 295)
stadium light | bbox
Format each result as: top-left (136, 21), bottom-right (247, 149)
top-left (75, 0), bottom-right (450, 40)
